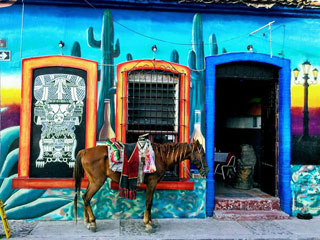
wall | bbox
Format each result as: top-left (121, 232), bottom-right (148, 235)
top-left (1, 1), bottom-right (320, 219)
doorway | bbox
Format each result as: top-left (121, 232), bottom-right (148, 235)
top-left (205, 53), bottom-right (292, 217)
top-left (214, 61), bottom-right (278, 196)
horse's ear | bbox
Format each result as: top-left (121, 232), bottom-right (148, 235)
top-left (191, 138), bottom-right (197, 143)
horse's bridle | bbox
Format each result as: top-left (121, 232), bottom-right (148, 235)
top-left (188, 143), bottom-right (205, 171)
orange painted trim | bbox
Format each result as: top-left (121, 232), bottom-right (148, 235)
top-left (110, 180), bottom-right (194, 190)
top-left (116, 71), bottom-right (128, 142)
top-left (13, 55), bottom-right (98, 189)
top-left (12, 178), bottom-right (89, 189)
top-left (18, 59), bottom-right (32, 177)
top-left (179, 69), bottom-right (191, 180)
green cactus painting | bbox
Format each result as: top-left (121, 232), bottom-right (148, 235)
top-left (209, 34), bottom-right (218, 56)
top-left (71, 41), bottom-right (81, 57)
top-left (171, 49), bottom-right (179, 63)
top-left (0, 126), bottom-right (71, 220)
top-left (188, 13), bottom-right (206, 136)
top-left (87, 9), bottom-right (120, 136)
top-left (126, 53), bottom-right (133, 61)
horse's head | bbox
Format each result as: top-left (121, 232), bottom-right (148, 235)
top-left (188, 140), bottom-right (209, 178)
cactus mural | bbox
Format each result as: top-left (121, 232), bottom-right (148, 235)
top-left (87, 9), bottom-right (120, 135)
top-left (170, 49), bottom-right (179, 63)
top-left (0, 126), bottom-right (71, 219)
top-left (126, 53), bottom-right (133, 61)
top-left (71, 41), bottom-right (81, 57)
top-left (209, 34), bottom-right (218, 56)
top-left (188, 13), bottom-right (206, 136)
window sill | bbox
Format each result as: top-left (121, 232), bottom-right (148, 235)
top-left (12, 178), bottom-right (194, 190)
top-left (12, 177), bottom-right (88, 189)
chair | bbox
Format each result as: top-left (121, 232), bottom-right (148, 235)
top-left (214, 152), bottom-right (237, 180)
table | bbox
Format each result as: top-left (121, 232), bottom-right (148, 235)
top-left (214, 152), bottom-right (229, 163)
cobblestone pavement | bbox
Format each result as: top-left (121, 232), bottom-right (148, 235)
top-left (1, 217), bottom-right (320, 239)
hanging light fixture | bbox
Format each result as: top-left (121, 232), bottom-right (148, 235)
top-left (152, 45), bottom-right (157, 60)
top-left (152, 45), bottom-right (157, 53)
top-left (59, 40), bottom-right (65, 55)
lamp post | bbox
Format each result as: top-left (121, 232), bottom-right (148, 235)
top-left (293, 61), bottom-right (318, 140)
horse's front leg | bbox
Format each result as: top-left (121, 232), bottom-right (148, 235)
top-left (144, 176), bottom-right (158, 229)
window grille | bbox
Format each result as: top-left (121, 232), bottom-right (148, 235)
top-left (126, 70), bottom-right (180, 144)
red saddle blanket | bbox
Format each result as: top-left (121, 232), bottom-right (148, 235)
top-left (119, 143), bottom-right (139, 200)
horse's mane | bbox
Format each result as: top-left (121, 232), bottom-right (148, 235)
top-left (151, 142), bottom-right (188, 151)
top-left (151, 142), bottom-right (189, 164)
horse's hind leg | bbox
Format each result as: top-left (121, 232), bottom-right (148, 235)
top-left (82, 178), bottom-right (106, 232)
top-left (83, 183), bottom-right (90, 224)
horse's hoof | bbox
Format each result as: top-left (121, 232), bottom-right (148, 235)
top-left (87, 223), bottom-right (97, 232)
top-left (145, 224), bottom-right (156, 233)
top-left (89, 225), bottom-right (97, 232)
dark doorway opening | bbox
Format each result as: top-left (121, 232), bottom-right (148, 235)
top-left (214, 61), bottom-right (279, 197)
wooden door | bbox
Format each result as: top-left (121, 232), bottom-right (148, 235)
top-left (260, 81), bottom-right (278, 196)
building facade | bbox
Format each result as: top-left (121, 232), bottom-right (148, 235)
top-left (1, 0), bottom-right (320, 220)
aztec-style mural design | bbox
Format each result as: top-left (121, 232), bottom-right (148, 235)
top-left (33, 73), bottom-right (86, 168)
top-left (1, 2), bottom-right (320, 219)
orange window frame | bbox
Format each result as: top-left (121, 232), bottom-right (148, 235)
top-left (12, 56), bottom-right (98, 189)
top-left (114, 59), bottom-right (193, 190)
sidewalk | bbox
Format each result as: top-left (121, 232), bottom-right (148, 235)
top-left (3, 217), bottom-right (320, 240)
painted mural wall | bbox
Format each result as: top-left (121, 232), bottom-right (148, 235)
top-left (1, 2), bottom-right (320, 219)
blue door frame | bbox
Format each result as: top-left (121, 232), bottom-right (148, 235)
top-left (205, 52), bottom-right (292, 216)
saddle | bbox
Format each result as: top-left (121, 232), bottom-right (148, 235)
top-left (106, 134), bottom-right (156, 199)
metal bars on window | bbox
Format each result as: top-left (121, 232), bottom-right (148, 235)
top-left (125, 69), bottom-right (180, 143)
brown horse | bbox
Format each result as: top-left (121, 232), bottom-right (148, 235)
top-left (73, 139), bottom-right (208, 232)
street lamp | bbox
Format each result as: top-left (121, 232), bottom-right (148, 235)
top-left (293, 61), bottom-right (319, 140)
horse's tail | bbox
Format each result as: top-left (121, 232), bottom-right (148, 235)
top-left (73, 150), bottom-right (84, 224)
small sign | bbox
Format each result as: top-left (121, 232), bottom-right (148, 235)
top-left (0, 50), bottom-right (10, 61)
top-left (0, 200), bottom-right (11, 239)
